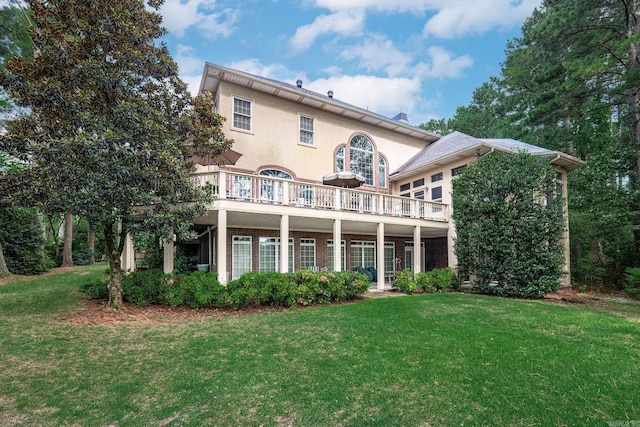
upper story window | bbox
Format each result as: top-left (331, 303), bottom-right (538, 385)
top-left (334, 135), bottom-right (387, 188)
top-left (233, 97), bottom-right (252, 131)
top-left (336, 146), bottom-right (345, 172)
top-left (431, 172), bottom-right (443, 182)
top-left (259, 169), bottom-right (293, 180)
top-left (431, 186), bottom-right (443, 201)
top-left (300, 115), bottom-right (314, 145)
top-left (451, 165), bottom-right (467, 177)
top-left (350, 134), bottom-right (374, 185)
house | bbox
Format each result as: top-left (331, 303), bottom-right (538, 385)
top-left (121, 62), bottom-right (584, 288)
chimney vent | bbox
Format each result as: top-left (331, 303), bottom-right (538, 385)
top-left (296, 79), bottom-right (303, 88)
top-left (328, 90), bottom-right (334, 98)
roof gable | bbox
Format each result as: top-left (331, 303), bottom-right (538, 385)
top-left (391, 131), bottom-right (584, 178)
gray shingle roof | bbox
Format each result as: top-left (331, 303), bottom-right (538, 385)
top-left (391, 131), bottom-right (584, 177)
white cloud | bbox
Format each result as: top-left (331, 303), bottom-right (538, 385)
top-left (305, 74), bottom-right (423, 119)
top-left (310, 0), bottom-right (541, 39)
top-left (422, 0), bottom-right (541, 38)
top-left (340, 35), bottom-right (413, 77)
top-left (416, 46), bottom-right (473, 78)
top-left (225, 59), bottom-right (288, 79)
top-left (160, 0), bottom-right (238, 39)
top-left (290, 10), bottom-right (365, 52)
top-left (173, 44), bottom-right (206, 96)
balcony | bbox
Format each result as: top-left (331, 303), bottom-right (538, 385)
top-left (190, 171), bottom-right (448, 222)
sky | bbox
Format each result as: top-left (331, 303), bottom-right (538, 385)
top-left (158, 0), bottom-right (542, 125)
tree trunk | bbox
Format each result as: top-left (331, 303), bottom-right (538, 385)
top-left (0, 242), bottom-right (10, 278)
top-left (62, 211), bottom-right (73, 267)
top-left (87, 222), bottom-right (95, 264)
top-left (103, 220), bottom-right (123, 308)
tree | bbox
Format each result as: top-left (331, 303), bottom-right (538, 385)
top-left (0, 0), bottom-right (232, 307)
top-left (452, 152), bottom-right (566, 298)
top-left (0, 5), bottom-right (33, 115)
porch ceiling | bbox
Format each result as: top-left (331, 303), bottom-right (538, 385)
top-left (193, 208), bottom-right (448, 238)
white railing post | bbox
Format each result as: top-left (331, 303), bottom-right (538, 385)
top-left (218, 171), bottom-right (227, 200)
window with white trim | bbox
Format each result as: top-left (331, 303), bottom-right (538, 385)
top-left (233, 97), bottom-right (251, 131)
top-left (350, 240), bottom-right (375, 270)
top-left (379, 156), bottom-right (387, 188)
top-left (384, 242), bottom-right (395, 273)
top-left (259, 237), bottom-right (294, 272)
top-left (350, 134), bottom-right (374, 185)
top-left (232, 236), bottom-right (252, 280)
top-left (300, 239), bottom-right (316, 269)
top-left (299, 115), bottom-right (314, 145)
top-left (327, 239), bottom-right (346, 271)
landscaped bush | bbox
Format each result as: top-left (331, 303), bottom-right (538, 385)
top-left (416, 268), bottom-right (455, 293)
top-left (164, 271), bottom-right (225, 308)
top-left (394, 269), bottom-right (417, 294)
top-left (80, 269), bottom-right (370, 309)
top-left (122, 269), bottom-right (167, 306)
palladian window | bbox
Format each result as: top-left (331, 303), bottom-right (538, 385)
top-left (350, 134), bottom-right (374, 185)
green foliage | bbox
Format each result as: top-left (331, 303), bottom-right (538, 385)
top-left (394, 269), bottom-right (417, 294)
top-left (122, 270), bottom-right (167, 307)
top-left (0, 207), bottom-right (52, 274)
top-left (416, 268), bottom-right (455, 293)
top-left (623, 268), bottom-right (640, 299)
top-left (79, 269), bottom-right (370, 309)
top-left (452, 152), bottom-right (565, 298)
top-left (0, 0), bottom-right (233, 307)
top-left (164, 271), bottom-right (225, 308)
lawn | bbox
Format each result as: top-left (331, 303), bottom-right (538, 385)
top-left (1, 264), bottom-right (639, 426)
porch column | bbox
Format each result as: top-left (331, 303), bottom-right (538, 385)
top-left (447, 222), bottom-right (457, 272)
top-left (207, 226), bottom-right (213, 267)
top-left (376, 222), bottom-right (385, 290)
top-left (163, 235), bottom-right (175, 274)
top-left (333, 218), bottom-right (342, 271)
top-left (413, 226), bottom-right (421, 274)
top-left (120, 232), bottom-right (135, 273)
top-left (280, 214), bottom-right (290, 273)
top-left (217, 209), bottom-right (228, 284)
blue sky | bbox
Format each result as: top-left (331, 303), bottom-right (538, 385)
top-left (157, 0), bottom-right (542, 125)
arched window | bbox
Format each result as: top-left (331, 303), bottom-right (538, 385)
top-left (336, 146), bottom-right (345, 172)
top-left (259, 169), bottom-right (293, 180)
top-left (379, 156), bottom-right (387, 188)
top-left (258, 169), bottom-right (293, 202)
top-left (350, 134), bottom-right (374, 185)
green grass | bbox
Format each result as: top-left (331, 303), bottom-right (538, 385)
top-left (1, 264), bottom-right (639, 426)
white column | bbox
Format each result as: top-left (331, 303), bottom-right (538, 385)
top-left (333, 219), bottom-right (342, 271)
top-left (217, 209), bottom-right (228, 284)
top-left (413, 225), bottom-right (421, 274)
top-left (376, 222), bottom-right (385, 290)
top-left (280, 214), bottom-right (290, 273)
top-left (120, 232), bottom-right (135, 273)
top-left (163, 235), bottom-right (175, 274)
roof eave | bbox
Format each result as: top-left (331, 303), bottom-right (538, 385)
top-left (200, 62), bottom-right (440, 143)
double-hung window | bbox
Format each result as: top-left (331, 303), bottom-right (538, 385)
top-left (300, 115), bottom-right (314, 145)
top-left (233, 97), bottom-right (252, 131)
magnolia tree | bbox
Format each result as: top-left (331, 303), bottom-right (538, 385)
top-left (0, 0), bottom-right (232, 307)
top-left (452, 151), bottom-right (565, 298)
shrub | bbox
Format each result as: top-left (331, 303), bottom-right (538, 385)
top-left (165, 271), bottom-right (225, 308)
top-left (78, 276), bottom-right (110, 299)
top-left (394, 269), bottom-right (417, 294)
top-left (416, 268), bottom-right (455, 293)
top-left (122, 269), bottom-right (166, 306)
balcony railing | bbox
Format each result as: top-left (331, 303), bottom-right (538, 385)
top-left (190, 171), bottom-right (448, 222)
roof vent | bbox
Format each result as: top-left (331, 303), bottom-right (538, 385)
top-left (328, 90), bottom-right (334, 98)
top-left (392, 112), bottom-right (409, 124)
top-left (296, 79), bottom-right (303, 88)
